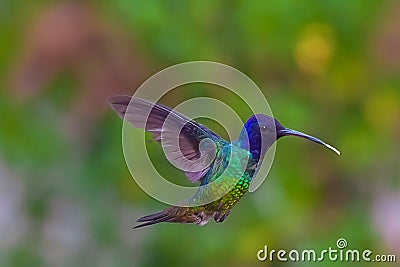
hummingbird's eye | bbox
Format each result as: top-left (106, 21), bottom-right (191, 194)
top-left (260, 125), bottom-right (269, 132)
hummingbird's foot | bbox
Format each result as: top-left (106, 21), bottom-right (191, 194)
top-left (214, 210), bottom-right (231, 223)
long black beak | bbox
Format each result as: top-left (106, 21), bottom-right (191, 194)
top-left (279, 129), bottom-right (340, 155)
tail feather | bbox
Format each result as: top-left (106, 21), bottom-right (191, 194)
top-left (133, 215), bottom-right (174, 229)
top-left (133, 206), bottom-right (201, 228)
top-left (136, 211), bottom-right (169, 222)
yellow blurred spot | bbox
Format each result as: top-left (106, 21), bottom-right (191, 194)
top-left (364, 89), bottom-right (400, 134)
top-left (295, 23), bottom-right (335, 75)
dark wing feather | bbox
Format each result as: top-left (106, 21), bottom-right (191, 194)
top-left (108, 95), bottom-right (226, 182)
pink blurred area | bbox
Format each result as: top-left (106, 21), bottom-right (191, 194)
top-left (11, 1), bottom-right (151, 138)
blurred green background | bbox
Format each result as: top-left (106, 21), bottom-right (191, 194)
top-left (1, 1), bottom-right (399, 266)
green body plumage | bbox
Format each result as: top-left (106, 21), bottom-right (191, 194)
top-left (196, 143), bottom-right (255, 211)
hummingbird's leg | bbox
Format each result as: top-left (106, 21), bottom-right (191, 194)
top-left (214, 210), bottom-right (231, 223)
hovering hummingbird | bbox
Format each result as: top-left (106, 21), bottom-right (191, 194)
top-left (109, 96), bottom-right (340, 228)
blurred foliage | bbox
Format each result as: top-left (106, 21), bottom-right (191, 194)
top-left (0, 1), bottom-right (399, 267)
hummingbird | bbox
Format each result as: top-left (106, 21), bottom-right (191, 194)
top-left (109, 96), bottom-right (340, 228)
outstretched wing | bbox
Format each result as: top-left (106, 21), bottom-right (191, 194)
top-left (108, 96), bottom-right (228, 183)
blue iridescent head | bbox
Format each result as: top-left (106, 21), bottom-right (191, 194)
top-left (239, 114), bottom-right (340, 161)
